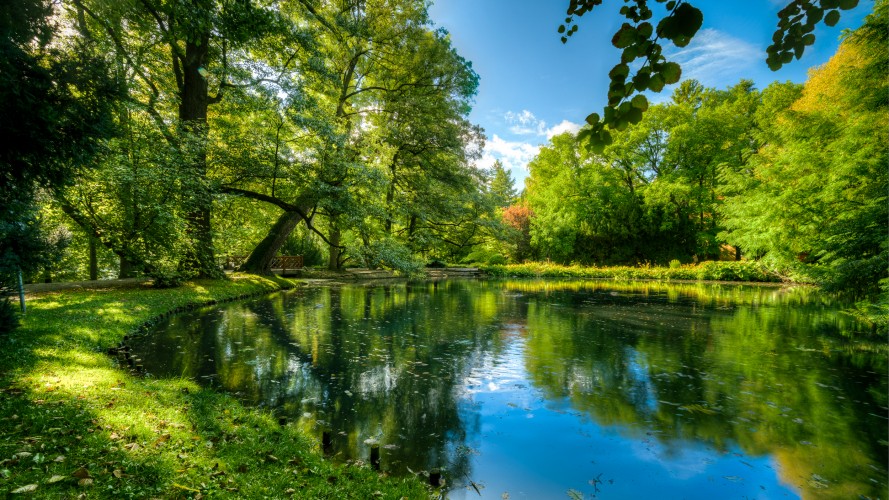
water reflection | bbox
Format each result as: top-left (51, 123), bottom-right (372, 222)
top-left (130, 280), bottom-right (888, 499)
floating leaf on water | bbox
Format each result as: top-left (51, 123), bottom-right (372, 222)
top-left (469, 480), bottom-right (484, 495)
top-left (11, 484), bottom-right (38, 494)
top-left (679, 404), bottom-right (718, 415)
top-left (567, 489), bottom-right (584, 500)
top-left (723, 476), bottom-right (743, 482)
top-left (808, 474), bottom-right (829, 489)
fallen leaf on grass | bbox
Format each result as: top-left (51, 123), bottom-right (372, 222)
top-left (153, 434), bottom-right (171, 447)
top-left (78, 478), bottom-right (93, 487)
top-left (72, 468), bottom-right (91, 479)
top-left (11, 484), bottom-right (39, 494)
top-left (47, 475), bottom-right (66, 484)
top-left (53, 455), bottom-right (65, 462)
top-left (112, 469), bottom-right (127, 478)
top-left (173, 483), bottom-right (200, 493)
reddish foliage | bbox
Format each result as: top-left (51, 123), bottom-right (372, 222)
top-left (502, 203), bottom-right (533, 232)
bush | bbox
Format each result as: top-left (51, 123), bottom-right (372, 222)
top-left (479, 261), bottom-right (780, 283)
top-left (280, 230), bottom-right (325, 267)
top-left (487, 255), bottom-right (507, 265)
top-left (150, 269), bottom-right (185, 288)
top-left (669, 259), bottom-right (682, 269)
top-left (0, 298), bottom-right (20, 335)
top-left (358, 239), bottom-right (424, 276)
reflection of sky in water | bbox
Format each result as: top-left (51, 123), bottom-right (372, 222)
top-left (130, 280), bottom-right (888, 499)
top-left (451, 321), bottom-right (800, 499)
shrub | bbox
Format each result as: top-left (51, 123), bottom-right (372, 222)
top-left (669, 259), bottom-right (682, 269)
top-left (0, 298), bottom-right (20, 335)
top-left (150, 269), bottom-right (185, 288)
top-left (487, 255), bottom-right (507, 266)
top-left (479, 261), bottom-right (780, 283)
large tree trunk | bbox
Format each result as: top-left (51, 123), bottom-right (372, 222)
top-left (241, 211), bottom-right (304, 275)
top-left (328, 226), bottom-right (342, 271)
top-left (177, 35), bottom-right (222, 279)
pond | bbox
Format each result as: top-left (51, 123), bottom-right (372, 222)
top-left (129, 279), bottom-right (888, 499)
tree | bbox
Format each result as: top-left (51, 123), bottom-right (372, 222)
top-left (560, 0), bottom-right (866, 151)
top-left (720, 1), bottom-right (888, 298)
top-left (0, 0), bottom-right (117, 329)
top-left (489, 161), bottom-right (518, 209)
top-left (71, 0), bottom-right (293, 278)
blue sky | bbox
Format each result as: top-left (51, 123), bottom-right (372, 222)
top-left (427, 0), bottom-right (872, 188)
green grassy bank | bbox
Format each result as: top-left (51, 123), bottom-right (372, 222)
top-left (479, 260), bottom-right (781, 282)
top-left (0, 275), bottom-right (429, 498)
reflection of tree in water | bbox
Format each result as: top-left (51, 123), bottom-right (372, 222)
top-left (518, 282), bottom-right (888, 499)
top-left (136, 281), bottom-right (512, 481)
top-left (132, 280), bottom-right (887, 498)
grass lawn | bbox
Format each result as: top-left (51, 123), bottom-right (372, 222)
top-left (0, 274), bottom-right (430, 498)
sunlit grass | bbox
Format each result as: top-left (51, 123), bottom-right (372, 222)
top-left (0, 274), bottom-right (431, 498)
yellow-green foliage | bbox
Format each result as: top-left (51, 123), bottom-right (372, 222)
top-left (480, 261), bottom-right (779, 283)
top-left (0, 275), bottom-right (429, 498)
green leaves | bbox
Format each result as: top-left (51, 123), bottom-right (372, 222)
top-left (660, 62), bottom-right (682, 84)
top-left (656, 3), bottom-right (703, 47)
top-left (561, 0), bottom-right (867, 151)
top-left (766, 0), bottom-right (862, 71)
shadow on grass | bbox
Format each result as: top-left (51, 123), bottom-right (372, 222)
top-left (0, 277), bottom-right (429, 498)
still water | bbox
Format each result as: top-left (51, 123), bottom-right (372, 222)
top-left (130, 280), bottom-right (888, 499)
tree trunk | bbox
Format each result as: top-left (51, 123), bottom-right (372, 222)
top-left (385, 159), bottom-right (397, 234)
top-left (328, 226), bottom-right (342, 271)
top-left (241, 211), bottom-right (304, 275)
top-left (177, 35), bottom-right (222, 279)
top-left (89, 237), bottom-right (98, 280)
top-left (119, 255), bottom-right (136, 279)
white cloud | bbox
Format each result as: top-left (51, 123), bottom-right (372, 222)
top-left (505, 110), bottom-right (547, 136)
top-left (505, 110), bottom-right (581, 139)
top-left (544, 120), bottom-right (581, 139)
top-left (477, 134), bottom-right (540, 175)
top-left (666, 29), bottom-right (760, 87)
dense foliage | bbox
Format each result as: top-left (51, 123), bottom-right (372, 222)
top-left (5, 0), bottom-right (885, 333)
top-left (519, 2), bottom-right (886, 323)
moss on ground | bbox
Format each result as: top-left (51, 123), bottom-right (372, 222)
top-left (0, 274), bottom-right (430, 498)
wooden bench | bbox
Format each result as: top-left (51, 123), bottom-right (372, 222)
top-left (271, 255), bottom-right (304, 274)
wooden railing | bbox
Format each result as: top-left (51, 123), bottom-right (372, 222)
top-left (271, 255), bottom-right (303, 273)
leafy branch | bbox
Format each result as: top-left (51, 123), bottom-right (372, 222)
top-left (560, 0), bottom-right (861, 152)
